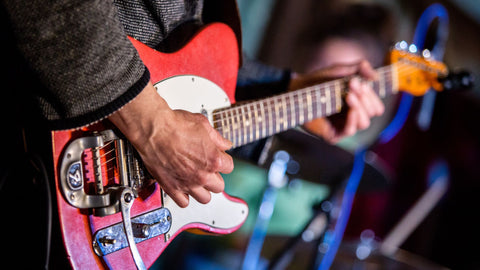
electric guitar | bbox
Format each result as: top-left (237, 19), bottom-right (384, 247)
top-left (52, 23), bottom-right (449, 269)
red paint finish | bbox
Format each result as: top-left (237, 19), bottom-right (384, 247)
top-left (52, 23), bottom-right (243, 269)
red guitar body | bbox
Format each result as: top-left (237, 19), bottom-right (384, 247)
top-left (52, 23), bottom-right (245, 269)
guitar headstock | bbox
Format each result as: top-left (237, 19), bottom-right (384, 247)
top-left (390, 41), bottom-right (448, 96)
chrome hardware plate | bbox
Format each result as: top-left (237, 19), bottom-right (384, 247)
top-left (93, 207), bottom-right (172, 256)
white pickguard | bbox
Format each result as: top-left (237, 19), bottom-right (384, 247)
top-left (154, 75), bottom-right (231, 125)
top-left (153, 75), bottom-right (248, 239)
top-left (162, 191), bottom-right (248, 240)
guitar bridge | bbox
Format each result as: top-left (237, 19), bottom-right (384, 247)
top-left (59, 129), bottom-right (153, 216)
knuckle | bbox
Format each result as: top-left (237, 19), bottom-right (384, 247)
top-left (197, 114), bottom-right (210, 126)
top-left (206, 153), bottom-right (222, 171)
top-left (198, 174), bottom-right (211, 186)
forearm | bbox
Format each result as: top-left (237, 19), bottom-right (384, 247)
top-left (2, 0), bottom-right (147, 129)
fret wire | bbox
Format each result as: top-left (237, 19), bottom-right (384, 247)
top-left (320, 88), bottom-right (327, 117)
top-left (260, 101), bottom-right (266, 140)
top-left (314, 86), bottom-right (321, 118)
top-left (239, 106), bottom-right (245, 145)
top-left (231, 109), bottom-right (238, 147)
top-left (275, 97), bottom-right (280, 133)
top-left (248, 104), bottom-right (254, 144)
top-left (247, 105), bottom-right (252, 144)
top-left (273, 98), bottom-right (279, 135)
top-left (242, 105), bottom-right (247, 146)
top-left (223, 110), bottom-right (230, 142)
top-left (302, 91), bottom-right (308, 123)
top-left (253, 103), bottom-right (259, 141)
top-left (306, 91), bottom-right (313, 121)
top-left (210, 63), bottom-right (419, 123)
top-left (242, 105), bottom-right (248, 145)
top-left (288, 93), bottom-right (296, 127)
top-left (298, 91), bottom-right (304, 124)
top-left (217, 111), bottom-right (224, 138)
top-left (265, 99), bottom-right (271, 137)
top-left (225, 109), bottom-right (232, 146)
top-left (215, 111), bottom-right (222, 136)
top-left (236, 106), bottom-right (243, 146)
top-left (287, 94), bottom-right (293, 128)
top-left (326, 86), bottom-right (332, 115)
top-left (334, 81), bottom-right (342, 113)
top-left (279, 95), bottom-right (288, 130)
top-left (233, 109), bottom-right (239, 147)
top-left (210, 64), bottom-right (425, 145)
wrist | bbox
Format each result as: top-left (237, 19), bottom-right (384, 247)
top-left (108, 82), bottom-right (173, 144)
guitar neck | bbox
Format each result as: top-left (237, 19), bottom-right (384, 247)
top-left (214, 64), bottom-right (399, 148)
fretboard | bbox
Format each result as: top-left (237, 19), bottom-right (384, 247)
top-left (214, 64), bottom-right (398, 148)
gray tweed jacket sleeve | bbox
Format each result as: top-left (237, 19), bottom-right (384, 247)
top-left (2, 0), bottom-right (149, 130)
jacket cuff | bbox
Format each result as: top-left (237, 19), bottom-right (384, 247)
top-left (48, 68), bottom-right (150, 131)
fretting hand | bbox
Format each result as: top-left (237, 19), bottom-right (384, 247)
top-left (289, 60), bottom-right (385, 143)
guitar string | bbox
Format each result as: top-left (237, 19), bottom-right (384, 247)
top-left (94, 145), bottom-right (144, 183)
top-left (212, 62), bottom-right (431, 128)
top-left (211, 63), bottom-right (405, 126)
top-left (78, 62), bottom-right (438, 182)
top-left (213, 63), bottom-right (392, 133)
top-left (82, 63), bottom-right (434, 167)
top-left (213, 63), bottom-right (436, 145)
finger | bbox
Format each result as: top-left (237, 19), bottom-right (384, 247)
top-left (354, 76), bottom-right (385, 117)
top-left (358, 60), bottom-right (378, 80)
top-left (342, 109), bottom-right (358, 137)
top-left (366, 88), bottom-right (385, 116)
top-left (206, 150), bottom-right (234, 174)
top-left (357, 82), bottom-right (376, 117)
top-left (164, 186), bottom-right (190, 208)
top-left (355, 104), bottom-right (371, 131)
top-left (203, 118), bottom-right (233, 150)
top-left (348, 79), bottom-right (378, 118)
top-left (345, 94), bottom-right (370, 132)
top-left (349, 77), bottom-right (363, 96)
top-left (154, 171), bottom-right (191, 208)
top-left (189, 186), bottom-right (212, 204)
top-left (218, 151), bottom-right (234, 174)
top-left (203, 172), bottom-right (225, 193)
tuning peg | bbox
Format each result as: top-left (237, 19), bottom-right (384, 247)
top-left (408, 44), bottom-right (418, 54)
top-left (395, 40), bottom-right (409, 51)
top-left (422, 49), bottom-right (431, 59)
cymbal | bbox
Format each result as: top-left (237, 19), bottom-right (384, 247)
top-left (256, 129), bottom-right (390, 191)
